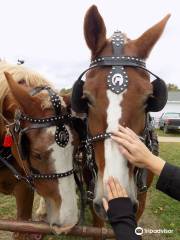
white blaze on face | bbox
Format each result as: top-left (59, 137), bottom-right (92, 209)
top-left (103, 89), bottom-right (137, 203)
top-left (46, 126), bottom-right (78, 226)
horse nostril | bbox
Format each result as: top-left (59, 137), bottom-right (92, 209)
top-left (94, 202), bottom-right (101, 212)
top-left (93, 201), bottom-right (107, 220)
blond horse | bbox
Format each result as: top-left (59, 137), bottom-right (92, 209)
top-left (0, 60), bottom-right (78, 240)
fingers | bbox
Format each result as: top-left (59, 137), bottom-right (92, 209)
top-left (114, 178), bottom-right (124, 196)
top-left (102, 177), bottom-right (129, 212)
top-left (107, 177), bottom-right (128, 198)
top-left (113, 124), bottom-right (139, 141)
top-left (106, 182), bottom-right (113, 201)
top-left (114, 178), bottom-right (128, 197)
top-left (123, 126), bottom-right (139, 139)
top-left (119, 145), bottom-right (134, 163)
top-left (121, 186), bottom-right (128, 197)
top-left (107, 177), bottom-right (119, 198)
top-left (112, 130), bottom-right (134, 144)
top-left (111, 135), bottom-right (132, 151)
top-left (102, 198), bottom-right (109, 212)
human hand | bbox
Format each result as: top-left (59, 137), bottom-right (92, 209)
top-left (102, 177), bottom-right (128, 212)
top-left (111, 125), bottom-right (156, 169)
top-left (111, 125), bottom-right (166, 176)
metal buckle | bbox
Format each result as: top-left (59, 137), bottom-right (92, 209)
top-left (14, 120), bottom-right (21, 132)
top-left (87, 191), bottom-right (94, 202)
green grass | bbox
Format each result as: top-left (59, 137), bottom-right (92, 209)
top-left (156, 129), bottom-right (180, 137)
top-left (148, 143), bottom-right (180, 239)
top-left (0, 195), bottom-right (16, 219)
top-left (0, 143), bottom-right (179, 239)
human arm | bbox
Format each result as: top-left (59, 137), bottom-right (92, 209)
top-left (111, 125), bottom-right (165, 176)
top-left (103, 177), bottom-right (141, 240)
top-left (111, 125), bottom-right (180, 201)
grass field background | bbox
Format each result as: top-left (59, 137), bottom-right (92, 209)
top-left (0, 142), bottom-right (179, 239)
top-left (156, 129), bottom-right (180, 137)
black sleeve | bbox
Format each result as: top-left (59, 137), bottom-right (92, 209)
top-left (107, 197), bottom-right (141, 240)
top-left (156, 162), bottom-right (180, 201)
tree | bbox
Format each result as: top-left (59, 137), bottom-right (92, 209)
top-left (167, 83), bottom-right (179, 91)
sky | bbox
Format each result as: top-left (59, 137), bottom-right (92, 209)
top-left (0, 0), bottom-right (179, 89)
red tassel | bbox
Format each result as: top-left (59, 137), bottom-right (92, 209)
top-left (3, 128), bottom-right (13, 147)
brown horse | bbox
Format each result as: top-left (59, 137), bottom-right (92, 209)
top-left (0, 61), bottom-right (78, 239)
top-left (71, 5), bottom-right (170, 228)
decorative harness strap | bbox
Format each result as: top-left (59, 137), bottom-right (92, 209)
top-left (0, 86), bottom-right (75, 188)
top-left (74, 31), bottom-right (160, 194)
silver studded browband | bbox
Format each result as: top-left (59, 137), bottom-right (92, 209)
top-left (90, 31), bottom-right (146, 94)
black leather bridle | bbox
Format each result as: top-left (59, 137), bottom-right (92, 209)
top-left (72, 31), bottom-right (161, 194)
top-left (1, 86), bottom-right (75, 188)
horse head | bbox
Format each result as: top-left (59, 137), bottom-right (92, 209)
top-left (1, 63), bottom-right (78, 227)
top-left (71, 5), bottom-right (170, 219)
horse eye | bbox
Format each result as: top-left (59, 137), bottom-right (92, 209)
top-left (87, 98), bottom-right (93, 106)
top-left (18, 79), bottom-right (26, 85)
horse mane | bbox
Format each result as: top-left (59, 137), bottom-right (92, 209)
top-left (0, 60), bottom-right (51, 142)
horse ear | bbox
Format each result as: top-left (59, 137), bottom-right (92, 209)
top-left (134, 14), bottom-right (170, 59)
top-left (4, 72), bottom-right (38, 114)
top-left (146, 78), bottom-right (167, 112)
top-left (84, 5), bottom-right (106, 56)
